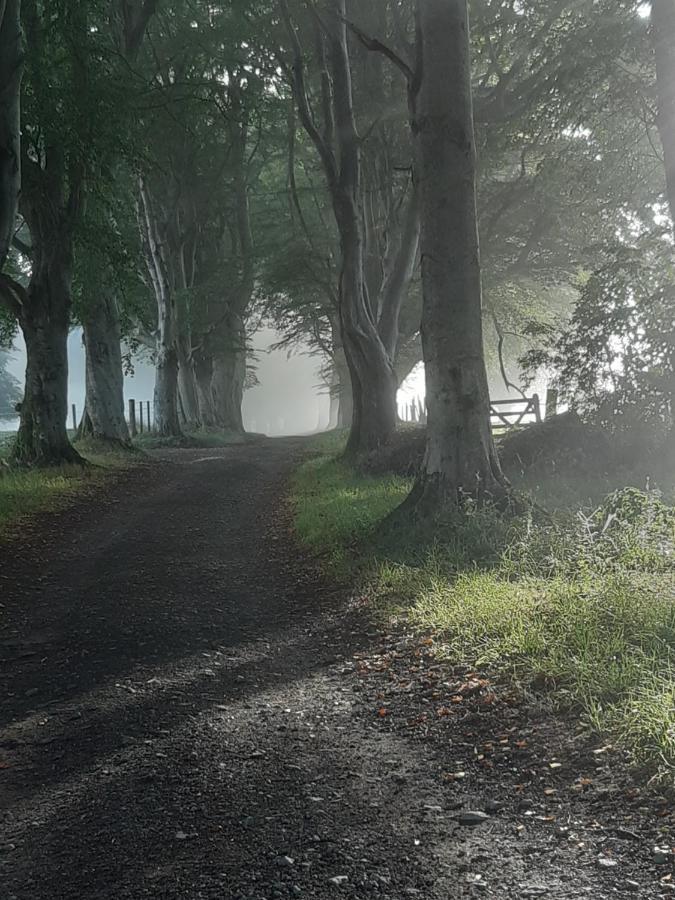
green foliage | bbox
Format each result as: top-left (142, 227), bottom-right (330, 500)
top-left (292, 446), bottom-right (675, 777)
top-left (0, 351), bottom-right (21, 418)
top-left (522, 243), bottom-right (675, 427)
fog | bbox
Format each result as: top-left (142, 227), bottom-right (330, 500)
top-left (4, 326), bottom-right (331, 436)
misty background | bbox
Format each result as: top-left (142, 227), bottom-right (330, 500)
top-left (2, 327), bottom-right (423, 435)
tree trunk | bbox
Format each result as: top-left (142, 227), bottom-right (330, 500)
top-left (282, 0), bottom-right (398, 458)
top-left (193, 349), bottom-right (218, 430)
top-left (0, 0), bottom-right (22, 270)
top-left (13, 263), bottom-right (83, 466)
top-left (339, 231), bottom-right (397, 457)
top-left (177, 339), bottom-right (201, 431)
top-left (325, 3), bottom-right (397, 457)
top-left (211, 312), bottom-right (246, 433)
top-left (377, 189), bottom-right (421, 361)
top-left (652, 0), bottom-right (675, 229)
top-left (404, 0), bottom-right (507, 514)
top-left (139, 177), bottom-right (183, 438)
top-left (79, 295), bottom-right (131, 446)
top-left (334, 347), bottom-right (353, 429)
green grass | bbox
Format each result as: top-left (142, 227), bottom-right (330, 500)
top-left (0, 432), bottom-right (140, 536)
top-left (292, 435), bottom-right (675, 779)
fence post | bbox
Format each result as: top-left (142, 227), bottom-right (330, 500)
top-left (128, 399), bottom-right (137, 437)
top-left (545, 388), bottom-right (558, 420)
top-left (71, 404), bottom-right (77, 432)
top-left (139, 402), bottom-right (144, 434)
top-left (533, 393), bottom-right (542, 423)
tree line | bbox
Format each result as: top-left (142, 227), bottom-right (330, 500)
top-left (0, 1), bottom-right (673, 516)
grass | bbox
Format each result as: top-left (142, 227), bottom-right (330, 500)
top-left (292, 431), bottom-right (675, 779)
top-left (0, 431), bottom-right (141, 536)
top-left (0, 426), bottom-right (263, 535)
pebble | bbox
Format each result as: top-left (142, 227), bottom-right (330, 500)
top-left (597, 857), bottom-right (618, 868)
top-left (653, 847), bottom-right (672, 865)
top-left (457, 811), bottom-right (490, 827)
top-left (328, 875), bottom-right (349, 886)
top-left (274, 856), bottom-right (295, 868)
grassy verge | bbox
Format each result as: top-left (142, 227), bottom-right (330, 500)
top-left (292, 433), bottom-right (675, 779)
top-left (0, 433), bottom-right (140, 536)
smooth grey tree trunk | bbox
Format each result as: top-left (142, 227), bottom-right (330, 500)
top-left (325, 2), bottom-right (397, 457)
top-left (192, 349), bottom-right (218, 430)
top-left (13, 249), bottom-right (83, 466)
top-left (177, 339), bottom-right (201, 431)
top-left (282, 0), bottom-right (398, 457)
top-left (334, 346), bottom-right (353, 429)
top-left (651, 0), bottom-right (675, 433)
top-left (377, 189), bottom-right (421, 362)
top-left (79, 295), bottom-right (131, 446)
top-left (139, 178), bottom-right (183, 438)
top-left (0, 0), bottom-right (22, 270)
top-left (652, 0), bottom-right (675, 227)
top-left (211, 311), bottom-right (246, 433)
top-left (405, 0), bottom-right (507, 513)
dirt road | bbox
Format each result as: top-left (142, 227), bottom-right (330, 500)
top-left (0, 441), bottom-right (671, 898)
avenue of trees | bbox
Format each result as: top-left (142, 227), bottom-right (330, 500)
top-left (0, 0), bottom-right (674, 516)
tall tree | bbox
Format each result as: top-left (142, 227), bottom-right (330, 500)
top-left (0, 0), bottom-right (22, 273)
top-left (652, 0), bottom-right (675, 229)
top-left (78, 0), bottom-right (158, 447)
top-left (0, 1), bottom-right (97, 465)
top-left (404, 0), bottom-right (507, 515)
top-left (281, 0), bottom-right (399, 457)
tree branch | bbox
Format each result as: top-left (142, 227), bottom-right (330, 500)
top-left (0, 271), bottom-right (27, 317)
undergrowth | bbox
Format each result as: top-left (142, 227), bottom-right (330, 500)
top-left (293, 434), bottom-right (675, 779)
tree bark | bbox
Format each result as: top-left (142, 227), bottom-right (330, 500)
top-left (405, 0), bottom-right (507, 514)
top-left (211, 311), bottom-right (246, 433)
top-left (0, 0), bottom-right (22, 270)
top-left (281, 0), bottom-right (398, 458)
top-left (79, 295), bottom-right (131, 446)
top-left (12, 249), bottom-right (83, 466)
top-left (139, 177), bottom-right (183, 438)
top-left (333, 344), bottom-right (353, 429)
top-left (652, 0), bottom-right (675, 229)
top-left (325, 2), bottom-right (397, 457)
top-left (377, 188), bottom-right (421, 362)
top-left (192, 348), bottom-right (218, 430)
top-left (177, 338), bottom-right (201, 431)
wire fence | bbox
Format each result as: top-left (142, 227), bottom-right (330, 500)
top-left (0, 401), bottom-right (156, 435)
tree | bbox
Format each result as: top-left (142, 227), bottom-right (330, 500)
top-left (0, 0), bottom-right (22, 273)
top-left (280, 0), bottom-right (400, 457)
top-left (652, 0), bottom-right (675, 229)
top-left (78, 0), bottom-right (158, 448)
top-left (0, 0), bottom-right (121, 465)
top-left (403, 0), bottom-right (507, 515)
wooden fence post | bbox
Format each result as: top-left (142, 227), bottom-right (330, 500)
top-left (139, 402), bottom-right (144, 434)
top-left (533, 393), bottom-right (542, 423)
top-left (71, 404), bottom-right (77, 431)
top-left (128, 399), bottom-right (137, 437)
top-left (147, 401), bottom-right (152, 432)
top-left (545, 388), bottom-right (558, 419)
